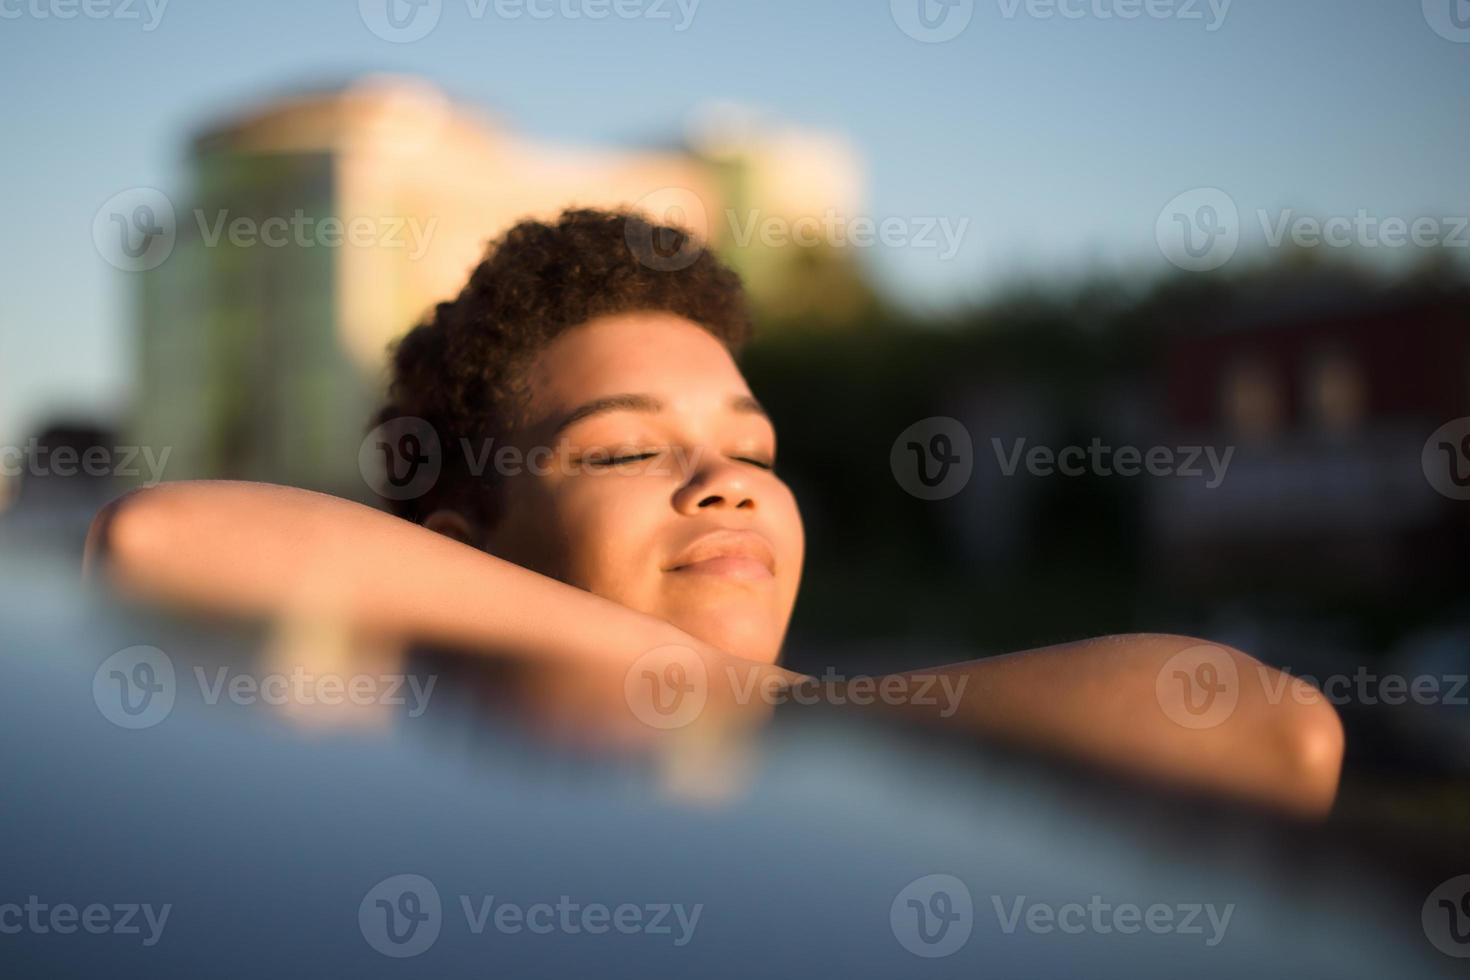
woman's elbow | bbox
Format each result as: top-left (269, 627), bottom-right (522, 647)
top-left (1144, 634), bottom-right (1346, 816)
top-left (1275, 674), bottom-right (1346, 813)
top-left (84, 485), bottom-right (172, 580)
top-left (1231, 652), bottom-right (1345, 817)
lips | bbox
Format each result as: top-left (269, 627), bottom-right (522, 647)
top-left (665, 529), bottom-right (776, 581)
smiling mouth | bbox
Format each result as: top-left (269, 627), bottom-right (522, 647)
top-left (669, 555), bottom-right (774, 580)
top-left (665, 531), bottom-right (776, 581)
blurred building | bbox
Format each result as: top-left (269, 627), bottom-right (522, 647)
top-left (134, 75), bottom-right (867, 494)
top-left (1150, 278), bottom-right (1470, 595)
top-left (0, 421), bottom-right (126, 558)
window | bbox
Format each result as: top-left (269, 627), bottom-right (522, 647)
top-left (1305, 346), bottom-right (1365, 435)
top-left (1222, 355), bottom-right (1283, 440)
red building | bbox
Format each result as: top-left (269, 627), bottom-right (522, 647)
top-left (1150, 279), bottom-right (1469, 595)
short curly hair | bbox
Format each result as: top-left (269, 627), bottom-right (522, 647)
top-left (375, 207), bottom-right (753, 528)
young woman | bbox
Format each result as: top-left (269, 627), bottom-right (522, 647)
top-left (85, 209), bottom-right (1344, 816)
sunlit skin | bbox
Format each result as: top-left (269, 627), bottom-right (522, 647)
top-left (448, 312), bottom-right (803, 665)
top-left (84, 310), bottom-right (1347, 817)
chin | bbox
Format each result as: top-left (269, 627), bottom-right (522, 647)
top-left (673, 608), bottom-right (783, 665)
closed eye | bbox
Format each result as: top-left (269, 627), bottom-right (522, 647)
top-left (734, 455), bottom-right (775, 471)
top-left (595, 452), bottom-right (661, 467)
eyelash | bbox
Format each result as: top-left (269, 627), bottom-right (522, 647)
top-left (592, 452), bottom-right (775, 470)
top-left (599, 452), bottom-right (659, 466)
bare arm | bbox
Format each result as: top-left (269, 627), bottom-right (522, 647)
top-left (871, 637), bottom-right (1344, 818)
top-left (85, 480), bottom-right (786, 681)
top-left (86, 480), bottom-right (1342, 815)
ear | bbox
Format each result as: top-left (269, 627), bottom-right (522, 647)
top-left (423, 508), bottom-right (478, 547)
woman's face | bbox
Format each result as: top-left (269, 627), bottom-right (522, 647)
top-left (478, 311), bottom-right (804, 664)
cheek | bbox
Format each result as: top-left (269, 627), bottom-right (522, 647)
top-left (483, 478), bottom-right (567, 578)
top-left (768, 481), bottom-right (806, 576)
top-left (543, 475), bottom-right (668, 593)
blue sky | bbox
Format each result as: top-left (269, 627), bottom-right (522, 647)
top-left (2, 0), bottom-right (1466, 441)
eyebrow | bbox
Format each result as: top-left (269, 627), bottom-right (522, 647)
top-left (551, 393), bottom-right (768, 435)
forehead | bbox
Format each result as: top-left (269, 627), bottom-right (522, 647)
top-left (521, 311), bottom-right (752, 422)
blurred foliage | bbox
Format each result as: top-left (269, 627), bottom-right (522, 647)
top-left (741, 253), bottom-right (1470, 666)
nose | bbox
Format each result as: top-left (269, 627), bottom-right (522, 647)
top-left (673, 455), bottom-right (758, 514)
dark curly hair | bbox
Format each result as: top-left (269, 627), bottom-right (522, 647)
top-left (375, 207), bottom-right (753, 528)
